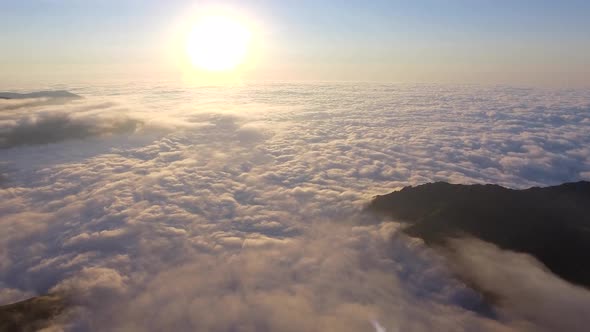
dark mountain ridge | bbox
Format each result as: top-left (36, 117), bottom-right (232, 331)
top-left (0, 90), bottom-right (81, 100)
top-left (369, 181), bottom-right (590, 288)
top-left (0, 294), bottom-right (65, 332)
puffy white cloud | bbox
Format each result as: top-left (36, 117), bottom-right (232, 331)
top-left (447, 238), bottom-right (590, 332)
top-left (1, 83), bottom-right (589, 330)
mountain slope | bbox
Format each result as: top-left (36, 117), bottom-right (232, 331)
top-left (0, 91), bottom-right (81, 100)
top-left (0, 295), bottom-right (65, 332)
top-left (369, 181), bottom-right (590, 288)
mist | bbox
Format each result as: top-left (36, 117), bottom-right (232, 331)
top-left (1, 83), bottom-right (590, 331)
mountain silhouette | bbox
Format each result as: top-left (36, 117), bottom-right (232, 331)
top-left (0, 295), bottom-right (65, 332)
top-left (369, 181), bottom-right (590, 288)
top-left (0, 90), bottom-right (81, 100)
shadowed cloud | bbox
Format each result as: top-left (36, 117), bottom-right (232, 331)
top-left (0, 114), bottom-right (142, 148)
top-left (1, 83), bottom-right (589, 331)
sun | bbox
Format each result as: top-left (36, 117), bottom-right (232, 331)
top-left (186, 15), bottom-right (251, 72)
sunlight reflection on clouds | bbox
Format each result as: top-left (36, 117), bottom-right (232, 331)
top-left (1, 83), bottom-right (589, 331)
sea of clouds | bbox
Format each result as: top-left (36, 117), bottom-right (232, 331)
top-left (1, 82), bottom-right (590, 331)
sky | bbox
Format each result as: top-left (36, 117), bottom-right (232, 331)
top-left (1, 0), bottom-right (590, 85)
top-left (2, 2), bottom-right (590, 330)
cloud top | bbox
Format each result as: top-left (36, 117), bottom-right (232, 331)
top-left (0, 83), bottom-right (589, 330)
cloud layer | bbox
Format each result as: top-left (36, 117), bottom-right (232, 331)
top-left (1, 83), bottom-right (589, 331)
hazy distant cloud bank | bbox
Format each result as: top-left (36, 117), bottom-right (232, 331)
top-left (0, 83), bottom-right (589, 331)
top-left (0, 97), bottom-right (147, 149)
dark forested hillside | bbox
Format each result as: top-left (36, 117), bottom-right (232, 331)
top-left (369, 181), bottom-right (590, 288)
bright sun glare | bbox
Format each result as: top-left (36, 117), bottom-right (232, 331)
top-left (186, 16), bottom-right (251, 72)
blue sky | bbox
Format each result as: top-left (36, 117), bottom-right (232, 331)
top-left (1, 0), bottom-right (589, 86)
